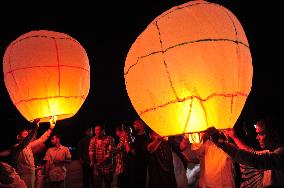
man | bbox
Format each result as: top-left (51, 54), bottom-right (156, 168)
top-left (208, 114), bottom-right (284, 187)
top-left (114, 125), bottom-right (131, 188)
top-left (11, 117), bottom-right (56, 188)
top-left (44, 132), bottom-right (72, 188)
top-left (129, 119), bottom-right (149, 188)
top-left (147, 131), bottom-right (177, 188)
top-left (78, 126), bottom-right (93, 188)
top-left (89, 123), bottom-right (115, 188)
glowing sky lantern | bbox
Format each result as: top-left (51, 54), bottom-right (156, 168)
top-left (3, 30), bottom-right (90, 122)
top-left (124, 1), bottom-right (253, 142)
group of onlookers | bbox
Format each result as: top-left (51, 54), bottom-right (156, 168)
top-left (1, 113), bottom-right (284, 188)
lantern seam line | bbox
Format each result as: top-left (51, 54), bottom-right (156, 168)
top-left (53, 38), bottom-right (61, 97)
top-left (225, 7), bottom-right (242, 121)
top-left (166, 129), bottom-right (230, 137)
top-left (139, 92), bottom-right (248, 116)
top-left (6, 44), bottom-right (20, 103)
top-left (155, 20), bottom-right (180, 101)
top-left (14, 95), bottom-right (86, 106)
top-left (10, 35), bottom-right (80, 46)
top-left (124, 38), bottom-right (249, 76)
top-left (4, 65), bottom-right (89, 75)
top-left (183, 98), bottom-right (193, 134)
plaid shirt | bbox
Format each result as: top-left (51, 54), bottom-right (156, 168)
top-left (115, 136), bottom-right (128, 175)
top-left (89, 135), bottom-right (115, 175)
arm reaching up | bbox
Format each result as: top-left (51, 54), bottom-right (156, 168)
top-left (30, 116), bottom-right (56, 149)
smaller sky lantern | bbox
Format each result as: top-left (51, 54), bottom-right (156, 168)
top-left (3, 30), bottom-right (90, 123)
top-left (124, 1), bottom-right (253, 143)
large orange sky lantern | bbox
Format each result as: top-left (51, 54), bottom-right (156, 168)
top-left (3, 30), bottom-right (90, 122)
top-left (124, 1), bottom-right (253, 140)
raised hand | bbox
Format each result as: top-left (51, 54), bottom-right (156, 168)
top-left (49, 116), bottom-right (57, 129)
top-left (32, 118), bottom-right (41, 127)
top-left (206, 126), bottom-right (220, 143)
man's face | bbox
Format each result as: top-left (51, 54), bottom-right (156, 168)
top-left (116, 129), bottom-right (121, 137)
top-left (133, 120), bottom-right (143, 132)
top-left (17, 130), bottom-right (29, 142)
top-left (94, 126), bottom-right (103, 137)
top-left (85, 128), bottom-right (92, 137)
top-left (50, 136), bottom-right (58, 146)
top-left (21, 130), bottom-right (29, 138)
top-left (256, 124), bottom-right (272, 149)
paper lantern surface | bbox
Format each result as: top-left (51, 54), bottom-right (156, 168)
top-left (3, 30), bottom-right (90, 122)
top-left (124, 1), bottom-right (253, 136)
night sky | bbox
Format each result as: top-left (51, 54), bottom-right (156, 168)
top-left (0, 1), bottom-right (283, 151)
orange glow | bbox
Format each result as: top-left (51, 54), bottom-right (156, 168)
top-left (3, 30), bottom-right (90, 122)
top-left (124, 1), bottom-right (253, 137)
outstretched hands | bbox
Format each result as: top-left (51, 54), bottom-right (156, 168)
top-left (206, 126), bottom-right (227, 144)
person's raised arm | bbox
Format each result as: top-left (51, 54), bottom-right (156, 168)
top-left (224, 128), bottom-right (253, 152)
top-left (11, 118), bottom-right (40, 158)
top-left (30, 116), bottom-right (56, 148)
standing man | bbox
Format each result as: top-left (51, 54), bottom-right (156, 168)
top-left (78, 126), bottom-right (93, 188)
top-left (11, 117), bottom-right (56, 188)
top-left (89, 124), bottom-right (115, 188)
top-left (44, 132), bottom-right (72, 188)
top-left (129, 119), bottom-right (149, 188)
top-left (147, 131), bottom-right (177, 188)
top-left (114, 125), bottom-right (131, 188)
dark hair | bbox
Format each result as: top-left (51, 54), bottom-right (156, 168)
top-left (94, 123), bottom-right (105, 130)
top-left (16, 127), bottom-right (29, 136)
top-left (117, 124), bottom-right (126, 131)
top-left (257, 114), bottom-right (284, 143)
top-left (51, 132), bottom-right (62, 140)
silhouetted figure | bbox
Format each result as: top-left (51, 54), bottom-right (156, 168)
top-left (147, 131), bottom-right (177, 188)
top-left (78, 126), bottom-right (93, 188)
top-left (129, 119), bottom-right (149, 188)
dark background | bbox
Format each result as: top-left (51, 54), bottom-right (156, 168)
top-left (0, 1), bottom-right (283, 153)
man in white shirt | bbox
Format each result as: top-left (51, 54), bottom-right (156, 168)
top-left (44, 132), bottom-right (72, 188)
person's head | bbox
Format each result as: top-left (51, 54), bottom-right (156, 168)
top-left (50, 133), bottom-right (62, 147)
top-left (116, 128), bottom-right (121, 138)
top-left (85, 127), bottom-right (93, 137)
top-left (94, 124), bottom-right (105, 138)
top-left (255, 114), bottom-right (284, 150)
top-left (116, 124), bottom-right (127, 138)
top-left (16, 128), bottom-right (29, 143)
top-left (133, 119), bottom-right (145, 134)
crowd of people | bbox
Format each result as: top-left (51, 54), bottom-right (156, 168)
top-left (0, 113), bottom-right (283, 188)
